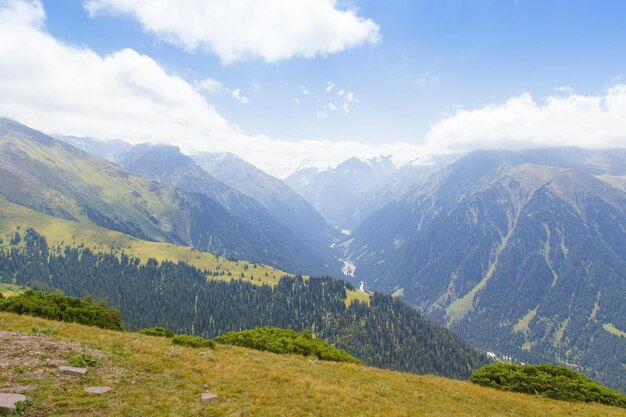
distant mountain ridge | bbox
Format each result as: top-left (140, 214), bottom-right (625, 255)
top-left (55, 134), bottom-right (133, 163)
top-left (0, 118), bottom-right (332, 275)
top-left (285, 154), bottom-right (452, 230)
top-left (193, 152), bottom-right (339, 254)
top-left (119, 143), bottom-right (341, 276)
top-left (342, 148), bottom-right (626, 392)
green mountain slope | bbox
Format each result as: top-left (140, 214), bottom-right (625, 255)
top-left (345, 150), bottom-right (626, 392)
top-left (0, 194), bottom-right (293, 287)
top-left (119, 143), bottom-right (342, 276)
top-left (0, 227), bottom-right (486, 379)
top-left (193, 152), bottom-right (340, 252)
top-left (0, 118), bottom-right (330, 274)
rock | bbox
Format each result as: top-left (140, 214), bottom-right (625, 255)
top-left (84, 386), bottom-right (111, 395)
top-left (0, 385), bottom-right (37, 393)
top-left (58, 365), bottom-right (87, 376)
top-left (0, 393), bottom-right (27, 413)
top-left (200, 393), bottom-right (219, 402)
top-left (203, 384), bottom-right (209, 390)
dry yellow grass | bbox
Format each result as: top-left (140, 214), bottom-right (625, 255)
top-left (0, 312), bottom-right (623, 417)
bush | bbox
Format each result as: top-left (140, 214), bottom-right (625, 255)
top-left (171, 334), bottom-right (215, 349)
top-left (215, 327), bottom-right (359, 364)
top-left (0, 290), bottom-right (123, 331)
top-left (470, 363), bottom-right (626, 408)
top-left (138, 327), bottom-right (175, 338)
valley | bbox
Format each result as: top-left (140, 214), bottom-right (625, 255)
top-left (1, 1), bottom-right (625, 414)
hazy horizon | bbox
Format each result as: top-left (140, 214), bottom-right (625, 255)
top-left (1, 0), bottom-right (625, 175)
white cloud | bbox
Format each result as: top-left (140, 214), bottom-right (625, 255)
top-left (0, 0), bottom-right (237, 149)
top-left (326, 81), bottom-right (335, 93)
top-left (316, 88), bottom-right (358, 116)
top-left (0, 0), bottom-right (424, 178)
top-left (426, 87), bottom-right (626, 152)
top-left (231, 88), bottom-right (250, 104)
top-left (84, 0), bottom-right (381, 63)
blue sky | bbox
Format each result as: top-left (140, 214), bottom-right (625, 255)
top-left (1, 0), bottom-right (625, 175)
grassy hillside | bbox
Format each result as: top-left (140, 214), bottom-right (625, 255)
top-left (0, 195), bottom-right (369, 305)
top-left (0, 119), bottom-right (339, 276)
top-left (1, 313), bottom-right (624, 417)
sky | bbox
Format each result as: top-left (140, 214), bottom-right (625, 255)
top-left (1, 0), bottom-right (625, 176)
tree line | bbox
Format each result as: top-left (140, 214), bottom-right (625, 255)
top-left (0, 228), bottom-right (487, 379)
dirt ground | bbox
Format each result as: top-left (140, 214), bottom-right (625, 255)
top-left (0, 329), bottom-right (115, 390)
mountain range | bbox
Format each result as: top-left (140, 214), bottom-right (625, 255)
top-left (285, 154), bottom-right (454, 231)
top-left (119, 144), bottom-right (341, 276)
top-left (4, 117), bottom-right (625, 392)
top-left (341, 148), bottom-right (626, 391)
top-left (0, 118), bottom-right (489, 381)
top-left (0, 119), bottom-right (336, 275)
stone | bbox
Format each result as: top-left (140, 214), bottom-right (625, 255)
top-left (200, 393), bottom-right (219, 402)
top-left (0, 385), bottom-right (37, 393)
top-left (0, 393), bottom-right (27, 413)
top-left (84, 386), bottom-right (111, 395)
top-left (58, 365), bottom-right (87, 376)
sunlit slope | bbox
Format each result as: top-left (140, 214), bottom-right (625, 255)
top-left (0, 118), bottom-right (335, 274)
top-left (0, 195), bottom-right (281, 283)
top-left (1, 313), bottom-right (623, 417)
top-left (0, 195), bottom-right (369, 305)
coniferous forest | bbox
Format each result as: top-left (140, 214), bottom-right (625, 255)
top-left (0, 229), bottom-right (487, 379)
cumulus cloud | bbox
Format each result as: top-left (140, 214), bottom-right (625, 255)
top-left (84, 0), bottom-right (381, 63)
top-left (0, 0), bottom-right (424, 178)
top-left (426, 88), bottom-right (626, 152)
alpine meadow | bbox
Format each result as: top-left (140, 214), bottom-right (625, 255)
top-left (0, 1), bottom-right (625, 416)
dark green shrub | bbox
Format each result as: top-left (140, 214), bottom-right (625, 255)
top-left (171, 334), bottom-right (215, 349)
top-left (138, 327), bottom-right (175, 338)
top-left (0, 290), bottom-right (123, 331)
top-left (470, 363), bottom-right (626, 408)
top-left (215, 327), bottom-right (359, 363)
